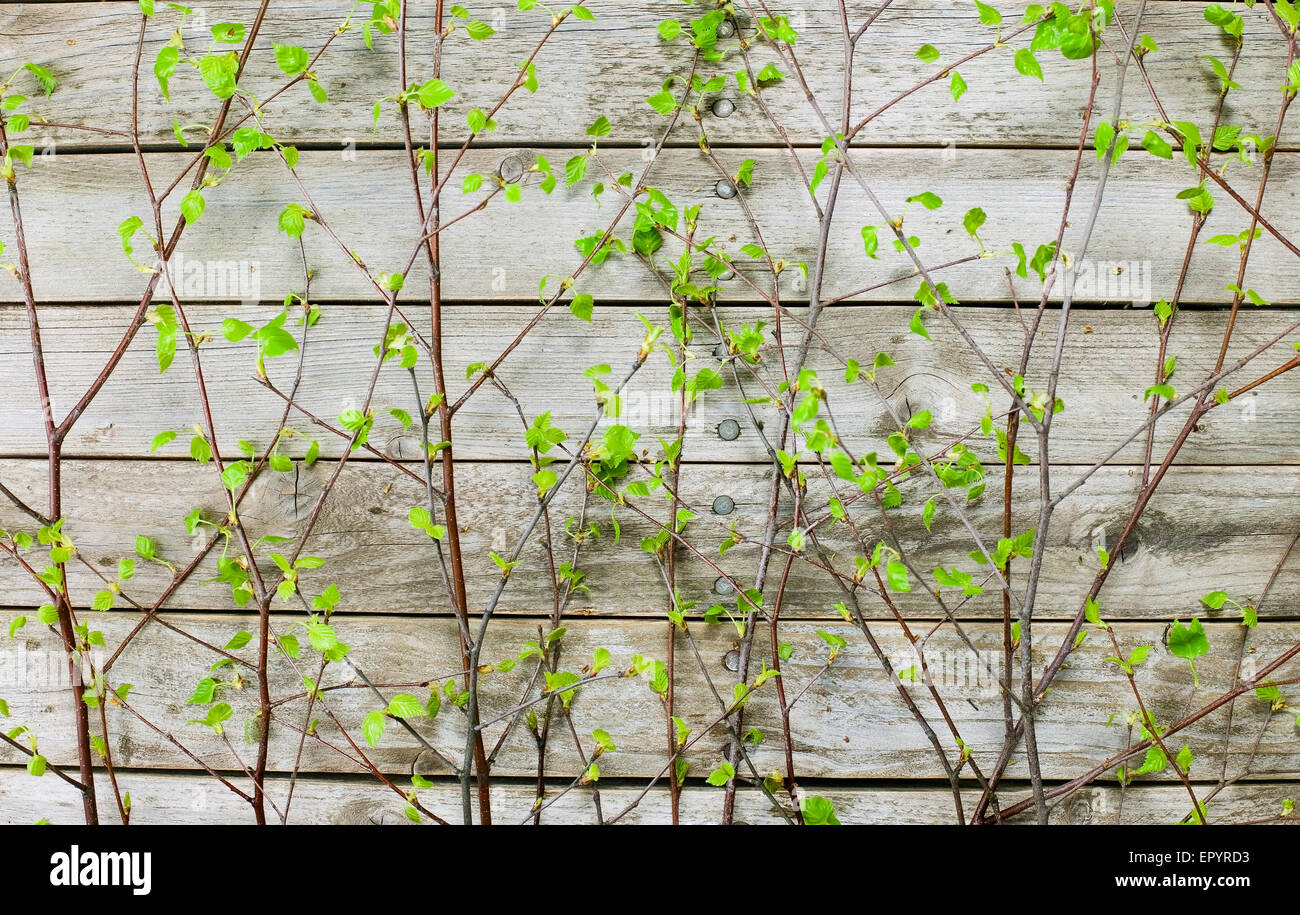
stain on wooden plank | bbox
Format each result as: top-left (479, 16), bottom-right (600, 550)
top-left (0, 459), bottom-right (1297, 619)
top-left (3, 149), bottom-right (1297, 306)
top-left (0, 613), bottom-right (1294, 781)
top-left (1, 768), bottom-right (1292, 825)
top-left (2, 1), bottom-right (1294, 150)
top-left (1, 304), bottom-right (1297, 465)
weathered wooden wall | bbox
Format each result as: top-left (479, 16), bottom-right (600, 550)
top-left (1, 0), bottom-right (1299, 824)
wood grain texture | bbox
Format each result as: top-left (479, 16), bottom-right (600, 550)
top-left (1, 1), bottom-right (1295, 150)
top-left (3, 0), bottom-right (1300, 822)
top-left (1, 613), bottom-right (1295, 783)
top-left (1, 459), bottom-right (1298, 620)
top-left (2, 303), bottom-right (1298, 465)
top-left (3, 147), bottom-right (1299, 306)
top-left (2, 769), bottom-right (1294, 825)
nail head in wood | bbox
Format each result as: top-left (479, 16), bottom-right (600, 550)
top-left (497, 154), bottom-right (525, 184)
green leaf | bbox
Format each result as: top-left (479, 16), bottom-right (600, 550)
top-left (565, 153), bottom-right (588, 186)
top-left (950, 70), bottom-right (968, 102)
top-left (801, 795), bottom-right (841, 825)
top-left (150, 429), bottom-right (178, 452)
top-left (187, 702), bottom-right (232, 733)
top-left (386, 694), bottom-right (425, 718)
top-left (1093, 121), bottom-right (1115, 162)
top-left (909, 308), bottom-right (932, 340)
top-left (22, 63), bottom-right (55, 97)
top-left (1172, 121), bottom-right (1203, 167)
top-left (278, 203), bottom-right (311, 238)
top-left (1201, 591), bottom-right (1228, 610)
top-left (1204, 3), bottom-right (1244, 37)
top-left (210, 22), bottom-right (246, 43)
top-left (155, 46), bottom-right (180, 100)
top-left (906, 191), bottom-right (943, 210)
top-left (922, 498), bottom-right (937, 532)
top-left (1014, 48), bottom-right (1043, 81)
top-left (417, 79), bottom-right (456, 109)
top-left (646, 90), bottom-right (677, 115)
top-left (816, 630), bottom-right (847, 653)
top-left (914, 44), bottom-right (940, 64)
top-left (1168, 618), bottom-right (1210, 686)
top-left (135, 534), bottom-right (156, 560)
top-left (886, 560), bottom-right (911, 593)
top-left (362, 710), bottom-right (386, 747)
top-left (221, 318), bottom-right (254, 342)
top-left (187, 677), bottom-right (217, 704)
top-left (974, 0), bottom-right (1002, 26)
top-left (199, 52), bottom-right (239, 100)
top-left (180, 189), bottom-right (205, 226)
top-left (274, 43), bottom-right (310, 75)
top-left (221, 461), bottom-right (252, 491)
top-left (861, 225), bottom-right (879, 259)
top-left (705, 762), bottom-right (735, 786)
top-left (1132, 744), bottom-right (1167, 777)
top-left (205, 144), bottom-right (233, 171)
top-left (569, 295), bottom-right (595, 323)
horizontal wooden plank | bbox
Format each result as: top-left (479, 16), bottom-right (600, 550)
top-left (2, 1), bottom-right (1295, 150)
top-left (1, 459), bottom-right (1298, 620)
top-left (2, 769), bottom-right (1294, 825)
top-left (4, 147), bottom-right (1299, 306)
top-left (2, 303), bottom-right (1298, 465)
top-left (1, 614), bottom-right (1296, 782)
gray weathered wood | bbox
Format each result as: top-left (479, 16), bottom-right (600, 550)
top-left (2, 768), bottom-right (1293, 825)
top-left (1, 613), bottom-right (1296, 781)
top-left (1, 459), bottom-right (1298, 619)
top-left (2, 1), bottom-right (1295, 150)
top-left (2, 304), bottom-right (1298, 465)
top-left (4, 148), bottom-right (1298, 306)
top-left (3, 0), bottom-right (1299, 821)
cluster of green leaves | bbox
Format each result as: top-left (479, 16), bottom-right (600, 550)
top-left (0, 63), bottom-right (55, 181)
top-left (1114, 710), bottom-right (1193, 787)
top-left (11, 0), bottom-right (1292, 830)
top-left (588, 423), bottom-right (640, 496)
top-left (1012, 1), bottom-right (1116, 81)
